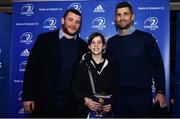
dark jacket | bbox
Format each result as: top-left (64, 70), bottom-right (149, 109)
top-left (22, 29), bottom-right (88, 117)
top-left (72, 53), bottom-right (117, 117)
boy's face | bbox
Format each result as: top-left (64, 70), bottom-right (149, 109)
top-left (89, 36), bottom-right (105, 55)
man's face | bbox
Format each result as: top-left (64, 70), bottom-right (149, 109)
top-left (62, 12), bottom-right (81, 36)
top-left (115, 7), bottom-right (134, 30)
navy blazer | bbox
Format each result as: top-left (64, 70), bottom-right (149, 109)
top-left (22, 29), bottom-right (88, 116)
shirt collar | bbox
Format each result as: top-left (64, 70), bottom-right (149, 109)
top-left (118, 25), bottom-right (136, 36)
top-left (59, 29), bottom-right (77, 40)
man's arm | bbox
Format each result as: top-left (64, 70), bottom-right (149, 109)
top-left (146, 34), bottom-right (166, 107)
top-left (22, 34), bottom-right (42, 110)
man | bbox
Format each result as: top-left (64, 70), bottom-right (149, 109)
top-left (22, 9), bottom-right (88, 117)
top-left (106, 1), bottom-right (166, 117)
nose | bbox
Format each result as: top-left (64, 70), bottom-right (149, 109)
top-left (72, 21), bottom-right (76, 26)
top-left (120, 15), bottom-right (125, 20)
top-left (94, 43), bottom-right (98, 47)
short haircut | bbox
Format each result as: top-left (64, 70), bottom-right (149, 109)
top-left (63, 9), bottom-right (82, 18)
top-left (115, 1), bottom-right (133, 14)
top-left (88, 32), bottom-right (106, 45)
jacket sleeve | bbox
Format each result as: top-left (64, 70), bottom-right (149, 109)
top-left (72, 63), bottom-right (87, 104)
top-left (22, 34), bottom-right (42, 101)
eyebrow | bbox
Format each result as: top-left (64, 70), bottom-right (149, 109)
top-left (116, 11), bottom-right (130, 14)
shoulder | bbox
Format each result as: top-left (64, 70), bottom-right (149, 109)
top-left (108, 34), bottom-right (119, 42)
top-left (38, 29), bottom-right (59, 38)
top-left (76, 56), bottom-right (88, 71)
top-left (35, 29), bottom-right (59, 44)
top-left (79, 52), bottom-right (91, 63)
top-left (107, 34), bottom-right (119, 47)
top-left (134, 30), bottom-right (156, 45)
top-left (29, 30), bottom-right (59, 51)
top-left (103, 53), bottom-right (115, 65)
top-left (76, 37), bottom-right (88, 52)
top-left (135, 29), bottom-right (154, 39)
top-left (77, 36), bottom-right (87, 45)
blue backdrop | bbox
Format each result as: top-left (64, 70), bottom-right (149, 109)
top-left (0, 13), bottom-right (11, 117)
top-left (10, 0), bottom-right (169, 117)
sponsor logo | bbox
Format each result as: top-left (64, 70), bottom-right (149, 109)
top-left (14, 80), bottom-right (23, 83)
top-left (21, 4), bottom-right (34, 16)
top-left (20, 32), bottom-right (33, 45)
top-left (144, 17), bottom-right (158, 30)
top-left (19, 61), bottom-right (27, 72)
top-left (18, 107), bottom-right (25, 114)
top-left (16, 22), bottom-right (39, 26)
top-left (20, 49), bottom-right (29, 57)
top-left (43, 17), bottom-right (57, 30)
top-left (138, 6), bottom-right (165, 11)
top-left (39, 7), bottom-right (63, 12)
top-left (92, 17), bottom-right (106, 30)
top-left (93, 4), bottom-right (105, 13)
top-left (68, 3), bottom-right (81, 11)
top-left (18, 90), bottom-right (22, 101)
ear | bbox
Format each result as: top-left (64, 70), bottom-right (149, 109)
top-left (61, 17), bottom-right (64, 24)
top-left (103, 44), bottom-right (106, 49)
top-left (132, 14), bottom-right (135, 21)
top-left (102, 45), bottom-right (106, 53)
top-left (88, 45), bottom-right (91, 50)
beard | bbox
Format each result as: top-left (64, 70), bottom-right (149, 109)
top-left (62, 24), bottom-right (79, 36)
top-left (116, 20), bottom-right (132, 30)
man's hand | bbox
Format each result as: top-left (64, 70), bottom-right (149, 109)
top-left (84, 97), bottom-right (101, 111)
top-left (170, 99), bottom-right (174, 105)
top-left (155, 93), bottom-right (166, 108)
top-left (23, 101), bottom-right (35, 113)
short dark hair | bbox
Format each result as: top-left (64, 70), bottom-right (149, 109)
top-left (115, 1), bottom-right (133, 14)
top-left (63, 9), bottom-right (82, 18)
top-left (88, 32), bottom-right (106, 45)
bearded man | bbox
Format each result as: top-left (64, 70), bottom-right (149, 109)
top-left (22, 9), bottom-right (88, 117)
top-left (106, 1), bottom-right (166, 118)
